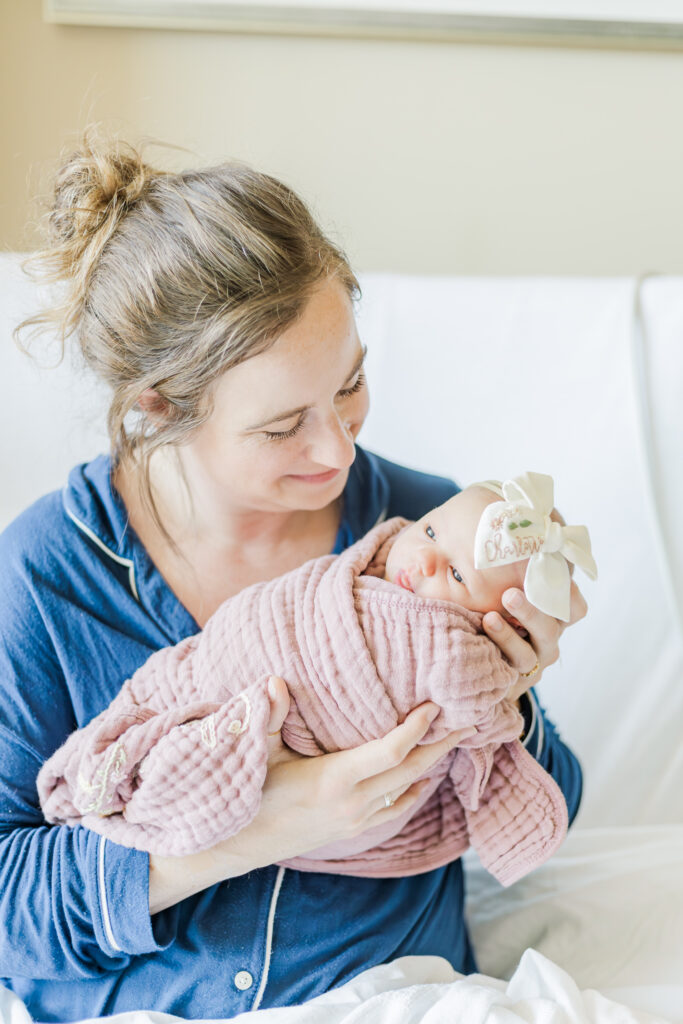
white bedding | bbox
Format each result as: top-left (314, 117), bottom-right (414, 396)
top-left (2, 826), bottom-right (681, 1024)
top-left (0, 952), bottom-right (676, 1024)
top-left (466, 825), bottom-right (683, 1021)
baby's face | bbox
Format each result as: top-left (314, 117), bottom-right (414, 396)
top-left (384, 486), bottom-right (527, 616)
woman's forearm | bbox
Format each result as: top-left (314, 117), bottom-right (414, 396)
top-left (149, 846), bottom-right (235, 914)
top-left (149, 838), bottom-right (262, 914)
top-left (148, 794), bottom-right (313, 914)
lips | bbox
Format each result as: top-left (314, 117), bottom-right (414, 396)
top-left (396, 570), bottom-right (414, 593)
top-left (290, 469), bottom-right (340, 484)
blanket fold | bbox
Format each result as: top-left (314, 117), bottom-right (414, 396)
top-left (38, 518), bottom-right (568, 886)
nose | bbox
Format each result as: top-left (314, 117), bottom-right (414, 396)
top-left (415, 546), bottom-right (438, 577)
top-left (307, 409), bottom-right (356, 470)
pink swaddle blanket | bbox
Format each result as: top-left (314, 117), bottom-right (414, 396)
top-left (38, 517), bottom-right (568, 886)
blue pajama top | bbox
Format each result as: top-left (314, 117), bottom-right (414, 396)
top-left (0, 446), bottom-right (582, 1022)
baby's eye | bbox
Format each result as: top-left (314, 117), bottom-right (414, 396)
top-left (425, 525), bottom-right (435, 539)
top-left (451, 566), bottom-right (463, 584)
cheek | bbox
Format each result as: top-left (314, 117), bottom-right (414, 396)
top-left (250, 445), bottom-right (297, 482)
top-left (384, 548), bottom-right (399, 581)
top-left (429, 579), bottom-right (457, 603)
top-left (386, 533), bottom-right (414, 572)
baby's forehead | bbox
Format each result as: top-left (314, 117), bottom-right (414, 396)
top-left (436, 485), bottom-right (500, 519)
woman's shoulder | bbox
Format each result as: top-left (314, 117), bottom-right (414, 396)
top-left (353, 445), bottom-right (460, 523)
top-left (0, 489), bottom-right (69, 580)
top-left (0, 453), bottom-right (121, 603)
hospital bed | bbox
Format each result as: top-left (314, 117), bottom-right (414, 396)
top-left (1, 254), bottom-right (682, 1022)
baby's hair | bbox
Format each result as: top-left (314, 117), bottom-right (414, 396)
top-left (15, 125), bottom-right (360, 539)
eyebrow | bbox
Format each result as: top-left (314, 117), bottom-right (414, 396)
top-left (246, 344), bottom-right (367, 431)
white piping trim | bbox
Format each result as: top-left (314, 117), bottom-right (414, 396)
top-left (529, 690), bottom-right (545, 760)
top-left (521, 689), bottom-right (537, 751)
top-left (250, 866), bottom-right (285, 1011)
top-left (97, 837), bottom-right (122, 953)
top-left (65, 504), bottom-right (140, 603)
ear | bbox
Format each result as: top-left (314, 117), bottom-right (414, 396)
top-left (137, 388), bottom-right (171, 423)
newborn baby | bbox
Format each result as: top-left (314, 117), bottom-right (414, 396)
top-left (38, 472), bottom-right (596, 886)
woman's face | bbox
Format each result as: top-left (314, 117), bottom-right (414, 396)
top-left (180, 277), bottom-right (369, 516)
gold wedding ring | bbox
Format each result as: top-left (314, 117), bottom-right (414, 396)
top-left (521, 660), bottom-right (540, 679)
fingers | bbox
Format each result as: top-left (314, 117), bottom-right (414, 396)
top-left (346, 703), bottom-right (439, 784)
top-left (357, 722), bottom-right (477, 802)
top-left (266, 676), bottom-right (291, 739)
top-left (483, 611), bottom-right (543, 678)
top-left (348, 702), bottom-right (474, 786)
top-left (568, 579), bottom-right (588, 625)
top-left (486, 586), bottom-right (566, 673)
top-left (371, 778), bottom-right (433, 821)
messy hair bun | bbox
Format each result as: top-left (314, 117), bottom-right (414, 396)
top-left (15, 126), bottom-right (359, 537)
top-left (20, 128), bottom-right (159, 351)
top-left (51, 130), bottom-right (153, 269)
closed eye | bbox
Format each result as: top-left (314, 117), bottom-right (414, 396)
top-left (263, 418), bottom-right (305, 441)
top-left (337, 371), bottom-right (366, 399)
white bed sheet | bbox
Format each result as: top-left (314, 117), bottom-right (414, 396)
top-left (0, 951), bottom-right (677, 1024)
top-left (466, 824), bottom-right (683, 1020)
top-left (2, 826), bottom-right (681, 1024)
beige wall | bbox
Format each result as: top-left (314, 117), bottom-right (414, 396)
top-left (2, 1), bottom-right (683, 274)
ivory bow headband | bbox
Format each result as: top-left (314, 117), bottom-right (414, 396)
top-left (473, 472), bottom-right (597, 622)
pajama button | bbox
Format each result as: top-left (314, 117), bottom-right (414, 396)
top-left (234, 970), bottom-right (253, 991)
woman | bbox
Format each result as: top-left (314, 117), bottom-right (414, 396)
top-left (0, 131), bottom-right (584, 1021)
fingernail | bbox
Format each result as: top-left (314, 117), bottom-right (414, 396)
top-left (485, 613), bottom-right (504, 633)
top-left (506, 591), bottom-right (523, 610)
top-left (267, 677), bottom-right (277, 699)
top-left (463, 727), bottom-right (478, 738)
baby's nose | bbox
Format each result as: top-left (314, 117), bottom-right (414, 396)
top-left (416, 548), bottom-right (438, 576)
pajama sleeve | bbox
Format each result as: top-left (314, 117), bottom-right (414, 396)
top-left (0, 570), bottom-right (178, 979)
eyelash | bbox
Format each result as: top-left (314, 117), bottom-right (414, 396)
top-left (263, 371), bottom-right (366, 442)
top-left (263, 422), bottom-right (304, 442)
top-left (424, 523), bottom-right (463, 584)
top-left (339, 371), bottom-right (366, 398)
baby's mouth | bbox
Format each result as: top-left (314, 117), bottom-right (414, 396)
top-left (396, 570), bottom-right (414, 593)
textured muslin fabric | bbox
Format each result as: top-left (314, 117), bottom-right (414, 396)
top-left (38, 516), bottom-right (568, 887)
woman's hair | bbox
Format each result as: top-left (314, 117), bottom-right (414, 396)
top-left (16, 126), bottom-right (360, 531)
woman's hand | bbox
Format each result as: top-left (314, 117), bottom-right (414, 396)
top-left (482, 579), bottom-right (587, 704)
top-left (149, 679), bottom-right (475, 914)
top-left (246, 676), bottom-right (475, 861)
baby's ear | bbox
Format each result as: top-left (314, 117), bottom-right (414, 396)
top-left (549, 507), bottom-right (566, 527)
